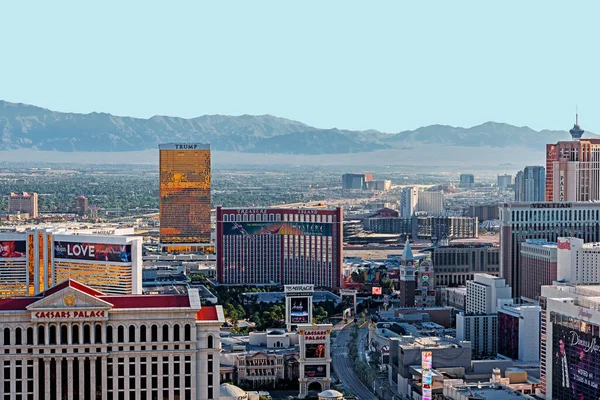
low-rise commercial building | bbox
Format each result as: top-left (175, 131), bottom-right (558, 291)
top-left (426, 243), bottom-right (499, 287)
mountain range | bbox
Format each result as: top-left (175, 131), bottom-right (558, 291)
top-left (0, 100), bottom-right (590, 155)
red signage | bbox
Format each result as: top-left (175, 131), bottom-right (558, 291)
top-left (33, 310), bottom-right (106, 320)
top-left (558, 240), bottom-right (571, 250)
top-left (304, 330), bottom-right (328, 342)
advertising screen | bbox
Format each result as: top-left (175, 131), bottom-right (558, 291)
top-left (223, 221), bottom-right (332, 237)
top-left (304, 365), bottom-right (327, 378)
top-left (421, 351), bottom-right (432, 369)
top-left (0, 241), bottom-right (26, 258)
top-left (498, 312), bottom-right (519, 360)
top-left (305, 344), bottom-right (326, 359)
top-left (552, 320), bottom-right (600, 399)
top-left (290, 297), bottom-right (309, 324)
top-left (372, 287), bottom-right (382, 295)
top-left (54, 241), bottom-right (132, 263)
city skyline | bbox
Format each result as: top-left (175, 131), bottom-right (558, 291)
top-left (2, 1), bottom-right (600, 134)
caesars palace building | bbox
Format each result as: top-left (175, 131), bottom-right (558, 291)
top-left (0, 279), bottom-right (224, 399)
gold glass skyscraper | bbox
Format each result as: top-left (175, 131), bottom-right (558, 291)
top-left (159, 143), bottom-right (212, 252)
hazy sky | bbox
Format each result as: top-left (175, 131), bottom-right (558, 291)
top-left (1, 1), bottom-right (598, 133)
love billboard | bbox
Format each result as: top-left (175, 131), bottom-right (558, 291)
top-left (54, 241), bottom-right (132, 263)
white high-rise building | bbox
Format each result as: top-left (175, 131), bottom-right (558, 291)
top-left (556, 237), bottom-right (600, 284)
top-left (457, 274), bottom-right (512, 357)
top-left (497, 303), bottom-right (541, 362)
top-left (465, 273), bottom-right (512, 314)
top-left (417, 191), bottom-right (444, 216)
top-left (400, 187), bottom-right (419, 217)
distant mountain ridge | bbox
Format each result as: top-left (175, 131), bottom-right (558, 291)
top-left (0, 100), bottom-right (591, 154)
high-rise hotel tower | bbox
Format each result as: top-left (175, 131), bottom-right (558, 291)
top-left (546, 112), bottom-right (600, 201)
top-left (159, 143), bottom-right (212, 253)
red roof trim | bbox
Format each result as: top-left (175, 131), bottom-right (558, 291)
top-left (196, 306), bottom-right (219, 321)
top-left (42, 279), bottom-right (106, 297)
top-left (98, 295), bottom-right (190, 309)
top-left (0, 298), bottom-right (39, 311)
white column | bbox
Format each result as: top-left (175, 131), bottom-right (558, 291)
top-left (9, 359), bottom-right (15, 399)
top-left (158, 354), bottom-right (163, 393)
top-left (67, 323), bottom-right (72, 345)
top-left (44, 358), bottom-right (51, 398)
top-left (33, 359), bottom-right (39, 396)
top-left (101, 356), bottom-right (108, 400)
top-left (21, 359), bottom-right (28, 399)
top-left (67, 357), bottom-right (74, 400)
top-left (89, 357), bottom-right (96, 399)
top-left (124, 356), bottom-right (130, 394)
top-left (168, 355), bottom-right (174, 399)
top-left (135, 356), bottom-right (141, 399)
top-left (79, 358), bottom-right (85, 399)
top-left (196, 351), bottom-right (207, 399)
top-left (56, 358), bottom-right (62, 400)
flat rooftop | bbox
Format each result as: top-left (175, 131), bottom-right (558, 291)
top-left (453, 384), bottom-right (534, 399)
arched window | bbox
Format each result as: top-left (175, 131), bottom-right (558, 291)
top-left (140, 325), bottom-right (147, 342)
top-left (27, 328), bottom-right (34, 345)
top-left (129, 325), bottom-right (136, 343)
top-left (173, 324), bottom-right (180, 342)
top-left (95, 324), bottom-right (102, 344)
top-left (72, 325), bottom-right (79, 344)
top-left (184, 324), bottom-right (191, 341)
top-left (61, 325), bottom-right (68, 345)
top-left (162, 325), bottom-right (169, 342)
top-left (151, 325), bottom-right (158, 342)
top-left (106, 326), bottom-right (113, 343)
top-left (38, 326), bottom-right (45, 345)
top-left (3, 328), bottom-right (9, 346)
top-left (15, 328), bottom-right (22, 345)
top-left (49, 325), bottom-right (57, 345)
top-left (207, 335), bottom-right (214, 349)
top-left (117, 326), bottom-right (124, 343)
top-left (83, 325), bottom-right (91, 344)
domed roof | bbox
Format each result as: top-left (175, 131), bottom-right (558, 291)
top-left (318, 389), bottom-right (344, 398)
top-left (220, 383), bottom-right (248, 398)
top-left (268, 330), bottom-right (286, 335)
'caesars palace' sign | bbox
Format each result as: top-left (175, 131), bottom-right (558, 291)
top-left (32, 310), bottom-right (106, 320)
top-left (303, 330), bottom-right (330, 342)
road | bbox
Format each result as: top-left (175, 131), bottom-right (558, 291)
top-left (331, 324), bottom-right (378, 400)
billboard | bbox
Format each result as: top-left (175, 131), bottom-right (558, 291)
top-left (223, 221), bottom-right (332, 237)
top-left (305, 344), bottom-right (326, 359)
top-left (0, 241), bottom-right (26, 258)
top-left (54, 241), bottom-right (132, 263)
top-left (498, 312), bottom-right (519, 360)
top-left (372, 287), bottom-right (382, 295)
top-left (421, 351), bottom-right (432, 369)
top-left (552, 321), bottom-right (600, 399)
top-left (304, 365), bottom-right (327, 378)
top-left (290, 297), bottom-right (309, 324)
